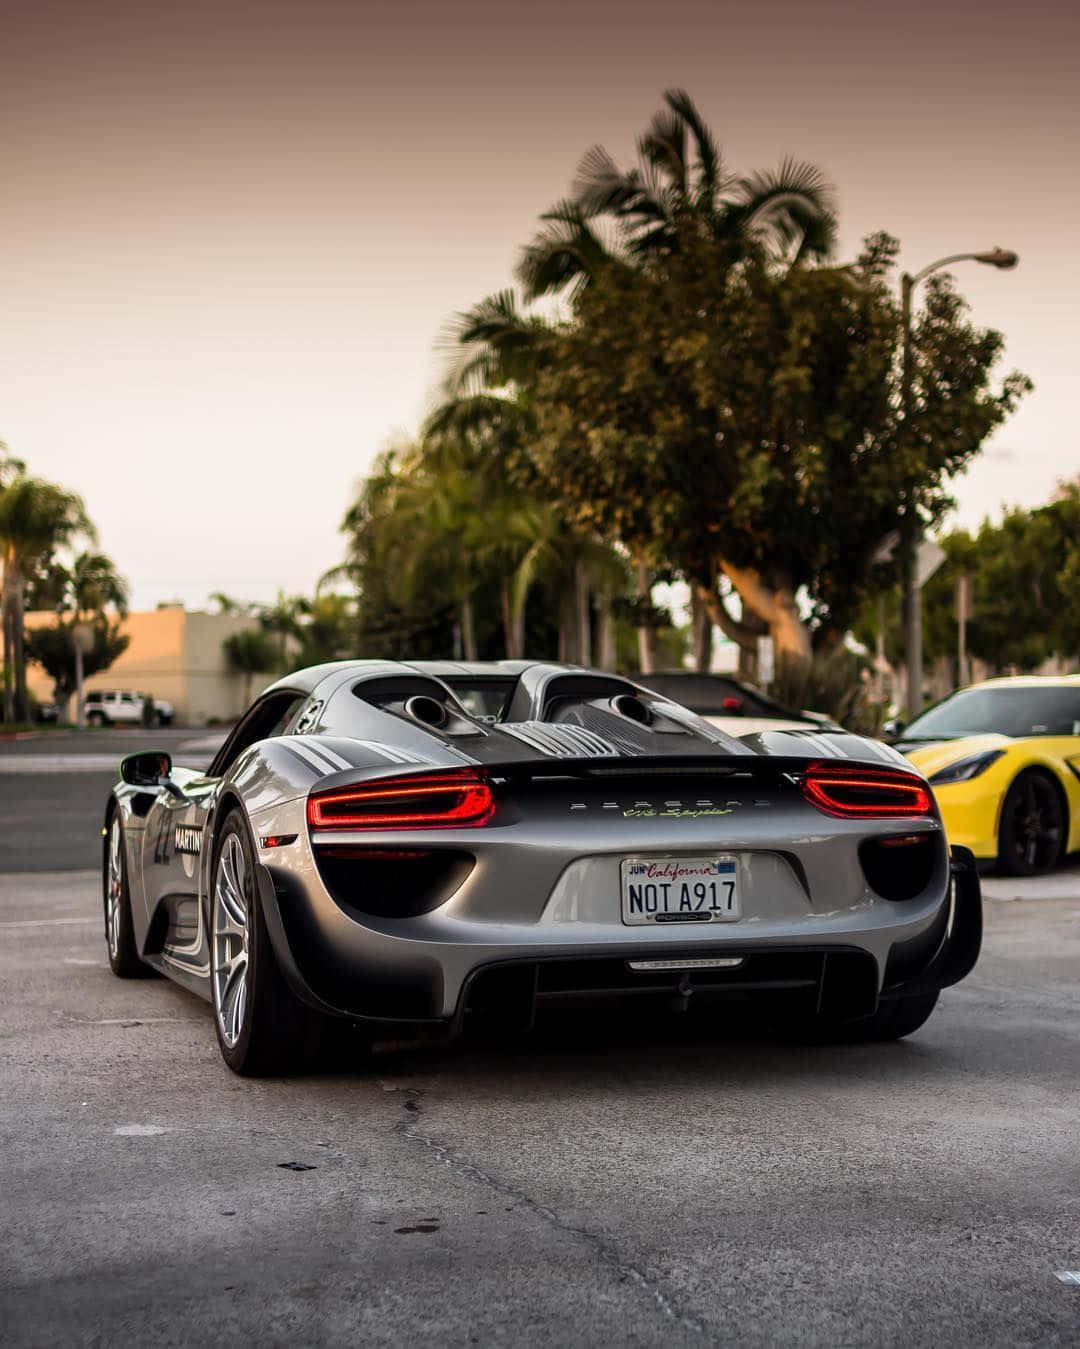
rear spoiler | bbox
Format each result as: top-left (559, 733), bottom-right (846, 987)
top-left (308, 753), bottom-right (929, 794)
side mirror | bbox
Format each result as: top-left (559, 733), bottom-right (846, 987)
top-left (119, 750), bottom-right (172, 788)
top-left (882, 718), bottom-right (906, 741)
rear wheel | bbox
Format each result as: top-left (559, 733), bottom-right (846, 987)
top-left (87, 710), bottom-right (106, 727)
top-left (104, 816), bottom-right (152, 978)
top-left (210, 809), bottom-right (370, 1075)
top-left (997, 769), bottom-right (1066, 876)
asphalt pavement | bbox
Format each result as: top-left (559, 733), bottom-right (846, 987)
top-left (1, 731), bottom-right (1079, 1346)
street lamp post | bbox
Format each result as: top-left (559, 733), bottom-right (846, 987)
top-left (900, 247), bottom-right (1018, 720)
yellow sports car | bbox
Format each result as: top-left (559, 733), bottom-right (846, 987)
top-left (896, 676), bottom-right (1080, 874)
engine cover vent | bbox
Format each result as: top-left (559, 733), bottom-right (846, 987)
top-left (498, 721), bottom-right (620, 759)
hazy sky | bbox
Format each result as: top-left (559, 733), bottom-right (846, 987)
top-left (3, 0), bottom-right (1077, 609)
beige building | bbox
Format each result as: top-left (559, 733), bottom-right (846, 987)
top-left (25, 608), bottom-right (272, 726)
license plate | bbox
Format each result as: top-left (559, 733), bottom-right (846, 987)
top-left (620, 856), bottom-right (740, 926)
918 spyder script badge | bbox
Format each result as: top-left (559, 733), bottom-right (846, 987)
top-left (622, 806), bottom-right (733, 819)
top-left (174, 825), bottom-right (202, 855)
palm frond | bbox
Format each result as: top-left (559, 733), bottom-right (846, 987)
top-left (638, 107), bottom-right (688, 196)
top-left (731, 157), bottom-right (837, 260)
top-left (516, 202), bottom-right (618, 300)
top-left (438, 289), bottom-right (553, 392)
top-left (663, 88), bottom-right (725, 205)
top-left (571, 145), bottom-right (642, 217)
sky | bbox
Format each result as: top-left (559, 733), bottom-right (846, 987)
top-left (2, 0), bottom-right (1077, 610)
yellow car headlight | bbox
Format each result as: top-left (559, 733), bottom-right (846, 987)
top-left (928, 749), bottom-right (1005, 786)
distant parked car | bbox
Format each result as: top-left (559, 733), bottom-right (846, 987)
top-left (85, 690), bottom-right (174, 728)
top-left (635, 671), bottom-right (840, 735)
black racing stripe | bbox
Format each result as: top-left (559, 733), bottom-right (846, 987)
top-left (281, 744), bottom-right (325, 779)
top-left (294, 740), bottom-right (350, 774)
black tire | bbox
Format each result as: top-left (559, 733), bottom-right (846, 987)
top-left (997, 769), bottom-right (1067, 876)
top-left (104, 815), bottom-right (153, 978)
top-left (87, 711), bottom-right (106, 728)
top-left (210, 809), bottom-right (370, 1076)
top-left (793, 990), bottom-right (939, 1044)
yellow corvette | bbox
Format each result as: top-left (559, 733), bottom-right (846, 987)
top-left (896, 676), bottom-right (1080, 874)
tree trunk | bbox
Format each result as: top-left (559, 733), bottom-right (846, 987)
top-left (574, 560), bottom-right (591, 667)
top-left (12, 561), bottom-right (28, 722)
top-left (635, 558), bottom-right (655, 674)
top-left (557, 592), bottom-right (574, 664)
top-left (2, 587), bottom-right (14, 723)
top-left (718, 561), bottom-right (812, 670)
top-left (1, 547), bottom-right (13, 722)
top-left (460, 594), bottom-right (477, 661)
top-left (695, 580), bottom-right (761, 677)
top-left (596, 596), bottom-right (617, 671)
top-left (500, 582), bottom-right (514, 659)
top-left (690, 589), bottom-right (712, 673)
top-left (512, 597), bottom-right (526, 661)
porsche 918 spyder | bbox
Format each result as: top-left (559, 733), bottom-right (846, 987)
top-left (103, 660), bottom-right (982, 1075)
top-left (898, 675), bottom-right (1080, 874)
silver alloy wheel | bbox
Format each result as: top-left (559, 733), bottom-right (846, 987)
top-left (106, 818), bottom-right (123, 958)
top-left (212, 834), bottom-right (250, 1048)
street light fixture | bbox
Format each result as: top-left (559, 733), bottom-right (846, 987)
top-left (900, 246), bottom-right (1019, 720)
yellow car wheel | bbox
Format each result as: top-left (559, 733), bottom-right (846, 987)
top-left (997, 769), bottom-right (1068, 876)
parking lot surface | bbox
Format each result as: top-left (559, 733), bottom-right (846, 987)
top-left (1, 733), bottom-right (1078, 1345)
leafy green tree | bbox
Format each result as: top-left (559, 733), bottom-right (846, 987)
top-left (25, 621), bottom-right (130, 711)
top-left (528, 228), bottom-right (1029, 672)
top-left (21, 550), bottom-right (130, 712)
top-left (926, 483), bottom-right (1080, 674)
top-left (856, 479), bottom-right (1080, 689)
top-left (0, 475), bottom-right (95, 721)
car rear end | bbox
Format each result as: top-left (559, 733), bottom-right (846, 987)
top-left (253, 754), bottom-right (976, 1037)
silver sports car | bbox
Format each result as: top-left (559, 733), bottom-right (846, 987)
top-left (102, 660), bottom-right (981, 1075)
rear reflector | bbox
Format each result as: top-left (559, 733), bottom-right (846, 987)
top-left (627, 957), bottom-right (744, 972)
top-left (802, 764), bottom-right (932, 818)
top-left (307, 769), bottom-right (494, 830)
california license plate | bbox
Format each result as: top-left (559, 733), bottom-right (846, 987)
top-left (620, 856), bottom-right (740, 925)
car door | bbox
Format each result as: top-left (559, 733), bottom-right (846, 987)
top-left (139, 764), bottom-right (221, 973)
top-left (139, 690), bottom-right (309, 975)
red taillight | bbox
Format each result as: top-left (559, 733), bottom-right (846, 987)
top-left (802, 765), bottom-right (932, 819)
top-left (307, 769), bottom-right (495, 831)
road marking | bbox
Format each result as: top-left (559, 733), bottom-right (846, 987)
top-left (89, 1017), bottom-right (193, 1025)
top-left (114, 1124), bottom-right (169, 1136)
top-left (0, 916), bottom-right (97, 927)
top-left (1055, 1271), bottom-right (1080, 1286)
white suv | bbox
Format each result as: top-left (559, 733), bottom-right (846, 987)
top-left (85, 690), bottom-right (174, 728)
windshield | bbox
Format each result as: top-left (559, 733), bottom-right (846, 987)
top-left (635, 673), bottom-right (806, 721)
top-left (904, 686), bottom-right (1080, 740)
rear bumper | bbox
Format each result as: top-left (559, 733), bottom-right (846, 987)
top-left (255, 846), bottom-right (981, 1030)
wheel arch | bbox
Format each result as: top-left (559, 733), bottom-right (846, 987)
top-left (199, 787), bottom-right (253, 929)
top-left (996, 761), bottom-right (1071, 861)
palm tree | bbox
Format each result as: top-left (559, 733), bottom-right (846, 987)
top-left (223, 629), bottom-right (279, 705)
top-left (68, 552), bottom-right (129, 620)
top-left (0, 476), bottom-right (94, 722)
top-left (517, 88), bottom-right (837, 300)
